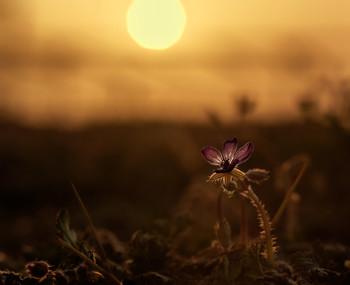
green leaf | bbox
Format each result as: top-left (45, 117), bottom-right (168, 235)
top-left (56, 208), bottom-right (77, 246)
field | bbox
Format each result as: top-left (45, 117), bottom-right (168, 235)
top-left (1, 111), bottom-right (350, 284)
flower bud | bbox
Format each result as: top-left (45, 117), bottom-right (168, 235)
top-left (245, 168), bottom-right (270, 184)
top-left (26, 261), bottom-right (49, 279)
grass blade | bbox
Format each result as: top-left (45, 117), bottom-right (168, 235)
top-left (271, 158), bottom-right (309, 228)
top-left (57, 237), bottom-right (120, 285)
top-left (70, 182), bottom-right (112, 274)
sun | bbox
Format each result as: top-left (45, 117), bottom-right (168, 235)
top-left (127, 0), bottom-right (186, 50)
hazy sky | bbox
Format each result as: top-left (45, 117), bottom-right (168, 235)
top-left (2, 1), bottom-right (350, 126)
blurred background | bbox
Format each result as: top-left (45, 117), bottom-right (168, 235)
top-left (1, 0), bottom-right (350, 264)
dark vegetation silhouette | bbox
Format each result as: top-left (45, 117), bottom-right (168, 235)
top-left (1, 92), bottom-right (350, 283)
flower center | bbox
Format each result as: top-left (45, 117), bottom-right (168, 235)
top-left (221, 159), bottom-right (230, 169)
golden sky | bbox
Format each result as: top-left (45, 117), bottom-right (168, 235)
top-left (2, 1), bottom-right (350, 126)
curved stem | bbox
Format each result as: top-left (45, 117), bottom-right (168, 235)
top-left (271, 159), bottom-right (308, 228)
top-left (241, 181), bottom-right (274, 267)
top-left (246, 187), bottom-right (274, 266)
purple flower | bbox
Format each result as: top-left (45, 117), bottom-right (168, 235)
top-left (201, 139), bottom-right (254, 173)
top-left (201, 139), bottom-right (254, 187)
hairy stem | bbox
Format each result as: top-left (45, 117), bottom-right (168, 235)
top-left (243, 184), bottom-right (274, 266)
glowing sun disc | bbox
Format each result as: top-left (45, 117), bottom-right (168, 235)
top-left (127, 0), bottom-right (186, 50)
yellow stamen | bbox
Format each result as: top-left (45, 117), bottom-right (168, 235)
top-left (231, 168), bottom-right (246, 179)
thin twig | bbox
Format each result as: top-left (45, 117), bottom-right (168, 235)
top-left (70, 182), bottom-right (111, 273)
top-left (217, 188), bottom-right (223, 224)
top-left (57, 237), bottom-right (121, 285)
top-left (271, 159), bottom-right (309, 228)
top-left (239, 195), bottom-right (247, 246)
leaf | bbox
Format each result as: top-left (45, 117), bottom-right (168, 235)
top-left (56, 208), bottom-right (77, 246)
top-left (291, 252), bottom-right (340, 283)
top-left (225, 246), bottom-right (245, 282)
top-left (263, 260), bottom-right (295, 285)
top-left (243, 243), bottom-right (264, 280)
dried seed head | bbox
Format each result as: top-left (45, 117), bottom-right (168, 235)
top-left (26, 261), bottom-right (50, 279)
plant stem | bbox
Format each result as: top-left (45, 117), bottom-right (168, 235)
top-left (70, 182), bottom-right (112, 274)
top-left (243, 184), bottom-right (274, 266)
top-left (58, 238), bottom-right (121, 285)
top-left (217, 188), bottom-right (223, 224)
top-left (271, 159), bottom-right (308, 228)
top-left (239, 195), bottom-right (247, 246)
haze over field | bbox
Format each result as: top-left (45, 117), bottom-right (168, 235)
top-left (1, 1), bottom-right (350, 126)
top-left (2, 4), bottom-right (350, 278)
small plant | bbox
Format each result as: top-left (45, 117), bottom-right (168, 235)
top-left (2, 137), bottom-right (329, 285)
top-left (201, 138), bottom-right (275, 266)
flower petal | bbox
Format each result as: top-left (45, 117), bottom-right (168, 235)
top-left (234, 142), bottom-right (254, 165)
top-left (201, 147), bottom-right (222, 166)
top-left (222, 138), bottom-right (238, 161)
